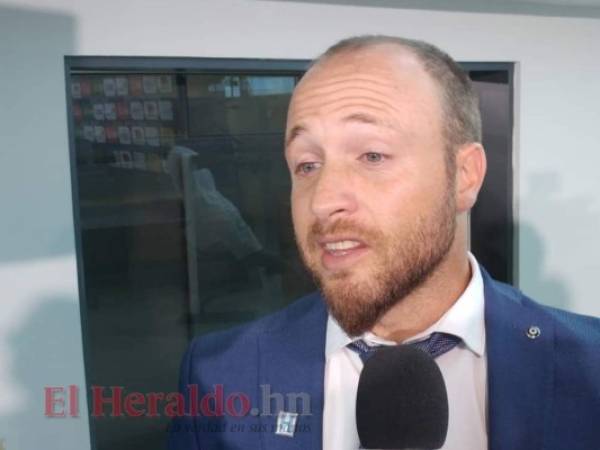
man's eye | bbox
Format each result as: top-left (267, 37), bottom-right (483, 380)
top-left (296, 161), bottom-right (320, 175)
top-left (363, 152), bottom-right (384, 163)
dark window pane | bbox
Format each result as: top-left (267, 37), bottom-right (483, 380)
top-left (69, 67), bottom-right (313, 450)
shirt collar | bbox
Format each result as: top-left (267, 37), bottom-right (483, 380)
top-left (325, 252), bottom-right (486, 358)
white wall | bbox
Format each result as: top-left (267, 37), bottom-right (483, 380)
top-left (0, 1), bottom-right (599, 449)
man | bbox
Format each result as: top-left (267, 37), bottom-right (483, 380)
top-left (169, 36), bottom-right (600, 450)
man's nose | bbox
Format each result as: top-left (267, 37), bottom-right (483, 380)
top-left (310, 165), bottom-right (358, 223)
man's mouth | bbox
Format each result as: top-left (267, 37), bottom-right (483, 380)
top-left (323, 240), bottom-right (362, 252)
top-left (316, 237), bottom-right (369, 270)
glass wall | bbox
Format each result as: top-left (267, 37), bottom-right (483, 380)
top-left (66, 58), bottom-right (513, 450)
top-left (68, 62), bottom-right (313, 450)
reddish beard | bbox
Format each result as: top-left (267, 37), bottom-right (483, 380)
top-left (297, 199), bottom-right (456, 337)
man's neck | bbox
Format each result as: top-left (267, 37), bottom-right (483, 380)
top-left (371, 246), bottom-right (472, 343)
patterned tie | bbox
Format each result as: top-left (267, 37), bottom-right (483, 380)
top-left (347, 332), bottom-right (461, 363)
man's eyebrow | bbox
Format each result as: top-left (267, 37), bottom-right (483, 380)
top-left (285, 124), bottom-right (307, 148)
top-left (286, 113), bottom-right (395, 148)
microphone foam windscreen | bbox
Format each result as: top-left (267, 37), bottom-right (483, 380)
top-left (356, 345), bottom-right (449, 449)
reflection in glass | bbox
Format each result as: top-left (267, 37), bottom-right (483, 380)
top-left (70, 71), bottom-right (312, 450)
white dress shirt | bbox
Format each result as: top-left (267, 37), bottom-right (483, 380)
top-left (322, 253), bottom-right (488, 450)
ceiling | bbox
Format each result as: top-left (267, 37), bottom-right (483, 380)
top-left (525, 0), bottom-right (600, 5)
top-left (268, 0), bottom-right (600, 18)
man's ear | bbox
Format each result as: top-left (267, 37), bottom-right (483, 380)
top-left (455, 143), bottom-right (487, 213)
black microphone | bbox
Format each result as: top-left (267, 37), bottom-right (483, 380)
top-left (356, 345), bottom-right (449, 449)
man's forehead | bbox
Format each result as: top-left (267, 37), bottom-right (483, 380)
top-left (299, 44), bottom-right (425, 88)
top-left (286, 45), bottom-right (441, 136)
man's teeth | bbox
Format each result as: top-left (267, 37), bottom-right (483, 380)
top-left (324, 240), bottom-right (361, 251)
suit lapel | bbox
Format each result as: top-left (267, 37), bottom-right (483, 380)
top-left (484, 269), bottom-right (555, 450)
top-left (257, 293), bottom-right (328, 450)
top-left (254, 270), bottom-right (555, 450)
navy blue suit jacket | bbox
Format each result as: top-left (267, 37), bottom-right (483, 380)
top-left (169, 268), bottom-right (600, 449)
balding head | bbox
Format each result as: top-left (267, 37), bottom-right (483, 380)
top-left (304, 35), bottom-right (482, 154)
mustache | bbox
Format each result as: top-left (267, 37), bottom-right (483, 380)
top-left (307, 220), bottom-right (380, 247)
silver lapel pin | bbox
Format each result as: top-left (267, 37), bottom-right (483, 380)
top-left (527, 325), bottom-right (541, 339)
